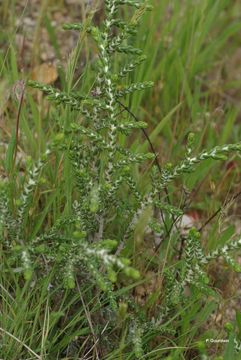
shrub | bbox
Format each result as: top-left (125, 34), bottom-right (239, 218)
top-left (1, 0), bottom-right (241, 358)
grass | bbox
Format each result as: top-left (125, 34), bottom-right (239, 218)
top-left (0, 0), bottom-right (241, 359)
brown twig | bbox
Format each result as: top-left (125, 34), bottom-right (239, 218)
top-left (175, 189), bottom-right (241, 263)
top-left (198, 189), bottom-right (241, 232)
top-left (13, 80), bottom-right (25, 168)
top-left (116, 100), bottom-right (171, 234)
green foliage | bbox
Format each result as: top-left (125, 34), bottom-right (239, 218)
top-left (1, 0), bottom-right (241, 359)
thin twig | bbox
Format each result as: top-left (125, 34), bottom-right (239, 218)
top-left (116, 100), bottom-right (162, 173)
top-left (176, 189), bottom-right (241, 263)
top-left (116, 100), bottom-right (170, 233)
top-left (13, 80), bottom-right (25, 168)
top-left (198, 189), bottom-right (241, 232)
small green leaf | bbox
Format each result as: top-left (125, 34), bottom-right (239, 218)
top-left (108, 269), bottom-right (117, 283)
top-left (124, 267), bottom-right (140, 279)
top-left (24, 269), bottom-right (33, 281)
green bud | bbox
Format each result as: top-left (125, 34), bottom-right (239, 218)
top-left (73, 231), bottom-right (87, 239)
top-left (145, 153), bottom-right (155, 160)
top-left (39, 177), bottom-right (47, 185)
top-left (112, 74), bottom-right (118, 82)
top-left (53, 133), bottom-right (65, 143)
top-left (90, 27), bottom-right (101, 42)
top-left (203, 275), bottom-right (209, 284)
top-left (108, 269), bottom-right (117, 283)
top-left (97, 278), bottom-right (108, 292)
top-left (124, 267), bottom-right (140, 280)
top-left (13, 245), bottom-right (22, 252)
top-left (187, 132), bottom-right (195, 146)
top-left (89, 185), bottom-right (99, 213)
top-left (15, 199), bottom-right (22, 207)
top-left (65, 276), bottom-right (75, 289)
top-left (189, 228), bottom-right (201, 239)
top-left (120, 257), bottom-right (131, 266)
top-left (24, 269), bottom-right (33, 281)
top-left (118, 302), bottom-right (128, 319)
top-left (196, 340), bottom-right (206, 352)
top-left (122, 166), bottom-right (130, 174)
top-left (165, 163), bottom-right (173, 170)
top-left (224, 322), bottom-right (234, 333)
top-left (100, 239), bottom-right (118, 250)
top-left (35, 245), bottom-right (46, 254)
top-left (103, 183), bottom-right (112, 191)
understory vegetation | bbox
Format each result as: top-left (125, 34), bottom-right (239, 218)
top-left (0, 0), bottom-right (241, 359)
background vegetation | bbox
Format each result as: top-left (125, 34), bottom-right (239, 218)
top-left (0, 0), bottom-right (241, 359)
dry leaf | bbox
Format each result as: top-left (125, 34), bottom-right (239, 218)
top-left (31, 63), bottom-right (58, 85)
top-left (134, 271), bottom-right (162, 306)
